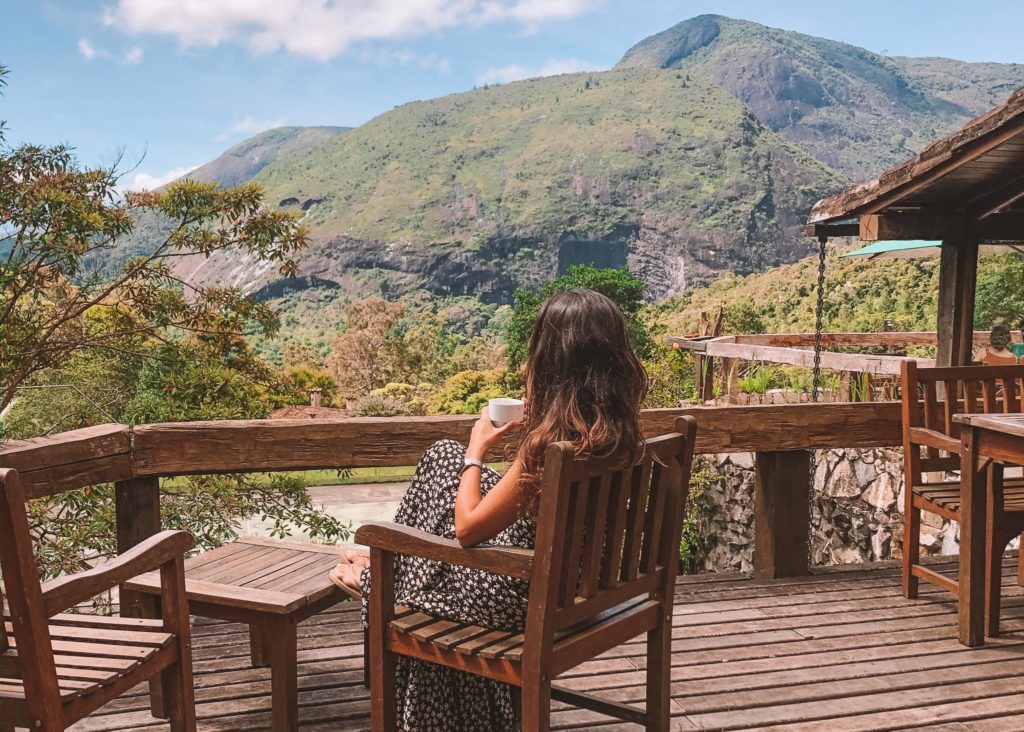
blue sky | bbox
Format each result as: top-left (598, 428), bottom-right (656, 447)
top-left (3, 0), bottom-right (1022, 189)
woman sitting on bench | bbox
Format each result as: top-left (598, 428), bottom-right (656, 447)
top-left (330, 288), bottom-right (648, 731)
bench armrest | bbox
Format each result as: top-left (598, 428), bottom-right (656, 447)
top-left (42, 530), bottom-right (195, 616)
top-left (908, 427), bottom-right (961, 454)
top-left (355, 521), bottom-right (533, 580)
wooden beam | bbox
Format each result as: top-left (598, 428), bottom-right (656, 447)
top-left (966, 171), bottom-right (1024, 219)
top-left (0, 424), bottom-right (132, 499)
top-left (859, 213), bottom-right (1024, 242)
top-left (654, 402), bottom-right (902, 453)
top-left (804, 221), bottom-right (860, 238)
top-left (0, 403), bottom-right (904, 496)
top-left (754, 451), bottom-right (811, 579)
top-left (670, 332), bottom-right (996, 350)
top-left (936, 234), bottom-right (979, 367)
top-left (125, 403), bottom-right (904, 476)
top-left (668, 338), bottom-right (925, 376)
top-left (114, 476), bottom-right (162, 617)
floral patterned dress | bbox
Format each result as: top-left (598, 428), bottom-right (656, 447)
top-left (360, 439), bottom-right (536, 731)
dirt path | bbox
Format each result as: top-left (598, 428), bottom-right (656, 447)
top-left (238, 481), bottom-right (408, 547)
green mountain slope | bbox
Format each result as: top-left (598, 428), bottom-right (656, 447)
top-left (616, 15), bottom-right (1024, 179)
top-left (658, 250), bottom-right (1024, 337)
top-left (186, 126), bottom-right (350, 188)
top-left (175, 68), bottom-right (844, 302)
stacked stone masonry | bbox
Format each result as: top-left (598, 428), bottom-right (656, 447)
top-left (694, 448), bottom-right (989, 574)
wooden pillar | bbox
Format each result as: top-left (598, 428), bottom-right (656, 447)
top-left (753, 450), bottom-right (811, 579)
top-left (694, 354), bottom-right (715, 402)
top-left (936, 233), bottom-right (979, 367)
top-left (115, 476), bottom-right (162, 616)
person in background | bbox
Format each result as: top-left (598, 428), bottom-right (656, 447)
top-left (975, 323), bottom-right (1017, 365)
top-left (1012, 320), bottom-right (1024, 363)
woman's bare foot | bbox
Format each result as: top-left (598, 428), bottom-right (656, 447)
top-left (329, 561), bottom-right (363, 599)
top-left (345, 549), bottom-right (371, 568)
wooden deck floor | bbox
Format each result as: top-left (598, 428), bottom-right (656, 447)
top-left (70, 556), bottom-right (1024, 731)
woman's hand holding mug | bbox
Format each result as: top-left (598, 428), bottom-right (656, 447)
top-left (466, 402), bottom-right (522, 461)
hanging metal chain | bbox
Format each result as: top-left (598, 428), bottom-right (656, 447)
top-left (807, 236), bottom-right (828, 570)
top-left (811, 238), bottom-right (827, 403)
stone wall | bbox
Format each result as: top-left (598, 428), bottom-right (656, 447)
top-left (693, 447), bottom-right (963, 573)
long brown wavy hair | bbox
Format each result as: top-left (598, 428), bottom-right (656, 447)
top-left (516, 289), bottom-right (647, 507)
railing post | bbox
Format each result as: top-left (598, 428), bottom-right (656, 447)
top-left (753, 450), bottom-right (811, 579)
top-left (115, 476), bottom-right (161, 616)
top-left (695, 354), bottom-right (715, 402)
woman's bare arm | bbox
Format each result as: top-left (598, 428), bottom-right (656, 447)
top-left (455, 458), bottom-right (524, 547)
top-left (454, 406), bottom-right (525, 547)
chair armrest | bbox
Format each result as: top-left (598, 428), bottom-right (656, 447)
top-left (908, 427), bottom-right (961, 454)
top-left (42, 530), bottom-right (194, 616)
top-left (355, 521), bottom-right (533, 580)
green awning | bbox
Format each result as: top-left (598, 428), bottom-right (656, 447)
top-left (842, 240), bottom-right (1024, 260)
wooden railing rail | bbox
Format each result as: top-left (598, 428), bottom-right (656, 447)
top-left (1, 402), bottom-right (903, 580)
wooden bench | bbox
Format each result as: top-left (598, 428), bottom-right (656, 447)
top-left (123, 536), bottom-right (348, 731)
top-left (0, 468), bottom-right (196, 732)
top-left (358, 416), bottom-right (698, 731)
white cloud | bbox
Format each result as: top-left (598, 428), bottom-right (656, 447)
top-left (104, 0), bottom-right (591, 61)
top-left (78, 38), bottom-right (99, 60)
top-left (125, 164), bottom-right (197, 191)
top-left (123, 46), bottom-right (144, 64)
top-left (358, 48), bottom-right (450, 73)
top-left (475, 58), bottom-right (602, 86)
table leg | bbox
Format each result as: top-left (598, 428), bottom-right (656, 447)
top-left (269, 616), bottom-right (298, 732)
top-left (250, 623), bottom-right (271, 667)
top-left (985, 463), bottom-right (1005, 638)
top-left (139, 594), bottom-right (168, 719)
top-left (959, 425), bottom-right (987, 647)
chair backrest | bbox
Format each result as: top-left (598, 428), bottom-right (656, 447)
top-left (525, 416), bottom-right (697, 636)
top-left (0, 468), bottom-right (61, 714)
top-left (901, 361), bottom-right (1024, 477)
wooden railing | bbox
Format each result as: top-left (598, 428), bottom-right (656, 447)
top-left (0, 402), bottom-right (903, 584)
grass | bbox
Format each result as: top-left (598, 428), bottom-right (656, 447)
top-left (162, 464), bottom-right (509, 489)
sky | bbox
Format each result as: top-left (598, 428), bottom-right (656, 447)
top-left (2, 0), bottom-right (1023, 190)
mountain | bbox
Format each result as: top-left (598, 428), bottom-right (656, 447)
top-left (616, 15), bottom-right (1024, 180)
top-left (185, 126), bottom-right (350, 188)
top-left (174, 68), bottom-right (843, 303)
top-left (162, 16), bottom-right (1023, 307)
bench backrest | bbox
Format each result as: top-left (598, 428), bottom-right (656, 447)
top-left (901, 361), bottom-right (1024, 476)
top-left (525, 415), bottom-right (697, 637)
top-left (0, 468), bottom-right (62, 713)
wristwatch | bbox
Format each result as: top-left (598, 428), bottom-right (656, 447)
top-left (460, 457), bottom-right (484, 475)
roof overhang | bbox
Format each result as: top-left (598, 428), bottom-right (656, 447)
top-left (806, 86), bottom-right (1024, 244)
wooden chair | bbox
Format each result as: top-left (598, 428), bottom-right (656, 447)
top-left (901, 361), bottom-right (1024, 635)
top-left (356, 416), bottom-right (697, 731)
top-left (0, 468), bottom-right (197, 731)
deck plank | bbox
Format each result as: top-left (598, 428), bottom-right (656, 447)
top-left (69, 555), bottom-right (1024, 730)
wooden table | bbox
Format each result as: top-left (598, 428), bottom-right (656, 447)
top-left (954, 413), bottom-right (1024, 646)
top-left (124, 536), bottom-right (348, 731)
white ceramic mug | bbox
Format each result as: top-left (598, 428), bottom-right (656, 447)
top-left (488, 398), bottom-right (524, 427)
